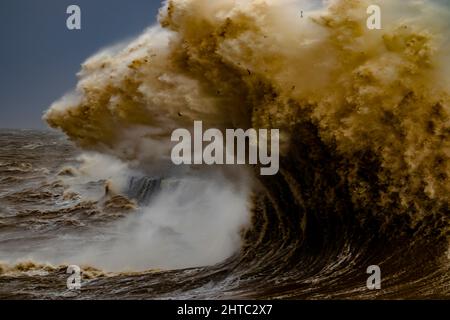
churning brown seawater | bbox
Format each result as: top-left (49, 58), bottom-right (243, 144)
top-left (2, 0), bottom-right (450, 299)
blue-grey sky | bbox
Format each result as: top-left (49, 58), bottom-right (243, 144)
top-left (0, 0), bottom-right (162, 129)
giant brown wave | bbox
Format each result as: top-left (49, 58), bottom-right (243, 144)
top-left (1, 0), bottom-right (449, 299)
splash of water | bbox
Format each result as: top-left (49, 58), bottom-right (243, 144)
top-left (40, 0), bottom-right (450, 279)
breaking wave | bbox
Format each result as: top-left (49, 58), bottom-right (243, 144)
top-left (3, 0), bottom-right (450, 298)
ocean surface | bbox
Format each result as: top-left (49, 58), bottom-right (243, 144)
top-left (0, 129), bottom-right (448, 299)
